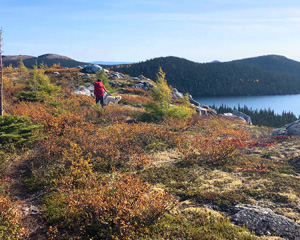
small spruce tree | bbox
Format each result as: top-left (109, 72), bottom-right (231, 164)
top-left (18, 59), bottom-right (28, 72)
top-left (96, 69), bottom-right (114, 92)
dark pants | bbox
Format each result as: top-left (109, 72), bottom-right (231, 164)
top-left (96, 96), bottom-right (104, 107)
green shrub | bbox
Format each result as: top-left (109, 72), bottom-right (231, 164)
top-left (143, 68), bottom-right (193, 121)
top-left (18, 90), bottom-right (45, 102)
top-left (142, 102), bottom-right (193, 121)
top-left (0, 115), bottom-right (43, 146)
top-left (96, 70), bottom-right (115, 93)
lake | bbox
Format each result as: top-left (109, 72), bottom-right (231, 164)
top-left (194, 94), bottom-right (300, 117)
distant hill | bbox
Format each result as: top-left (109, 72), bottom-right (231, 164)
top-left (2, 53), bottom-right (87, 68)
top-left (231, 55), bottom-right (300, 78)
top-left (109, 56), bottom-right (300, 97)
top-left (89, 61), bottom-right (134, 66)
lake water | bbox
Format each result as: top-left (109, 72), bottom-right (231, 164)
top-left (194, 94), bottom-right (300, 117)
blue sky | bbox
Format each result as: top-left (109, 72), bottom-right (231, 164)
top-left (1, 0), bottom-right (300, 62)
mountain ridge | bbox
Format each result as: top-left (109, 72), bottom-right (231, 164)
top-left (2, 53), bottom-right (86, 68)
top-left (109, 55), bottom-right (300, 97)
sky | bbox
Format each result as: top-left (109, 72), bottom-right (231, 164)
top-left (1, 0), bottom-right (300, 63)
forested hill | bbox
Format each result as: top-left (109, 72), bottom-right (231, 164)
top-left (231, 55), bottom-right (300, 78)
top-left (110, 56), bottom-right (300, 97)
top-left (3, 54), bottom-right (87, 68)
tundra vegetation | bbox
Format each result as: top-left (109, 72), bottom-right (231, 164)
top-left (1, 64), bottom-right (300, 239)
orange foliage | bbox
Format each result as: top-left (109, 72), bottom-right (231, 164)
top-left (175, 116), bottom-right (250, 166)
top-left (0, 179), bottom-right (25, 239)
top-left (123, 87), bottom-right (149, 96)
top-left (40, 121), bottom-right (175, 172)
top-left (43, 144), bottom-right (176, 239)
top-left (44, 68), bottom-right (79, 74)
top-left (120, 94), bottom-right (155, 105)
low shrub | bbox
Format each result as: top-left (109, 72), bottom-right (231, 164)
top-left (0, 115), bottom-right (43, 147)
top-left (0, 179), bottom-right (25, 239)
top-left (42, 147), bottom-right (176, 240)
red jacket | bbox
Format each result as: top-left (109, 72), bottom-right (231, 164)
top-left (94, 81), bottom-right (105, 97)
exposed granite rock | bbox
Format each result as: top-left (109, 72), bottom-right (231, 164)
top-left (171, 88), bottom-right (184, 99)
top-left (272, 120), bottom-right (300, 137)
top-left (82, 64), bottom-right (102, 74)
top-left (189, 95), bottom-right (200, 106)
top-left (223, 113), bottom-right (247, 123)
top-left (134, 81), bottom-right (154, 91)
top-left (202, 105), bottom-right (217, 115)
top-left (196, 106), bottom-right (207, 115)
top-left (232, 110), bottom-right (252, 125)
top-left (109, 72), bottom-right (125, 79)
top-left (229, 204), bottom-right (300, 240)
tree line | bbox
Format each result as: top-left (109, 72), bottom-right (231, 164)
top-left (213, 104), bottom-right (298, 127)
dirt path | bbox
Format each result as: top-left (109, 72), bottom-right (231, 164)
top-left (6, 152), bottom-right (48, 240)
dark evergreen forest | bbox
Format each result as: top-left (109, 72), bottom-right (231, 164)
top-left (110, 56), bottom-right (300, 97)
top-left (213, 104), bottom-right (298, 128)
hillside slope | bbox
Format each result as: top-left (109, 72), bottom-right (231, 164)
top-left (110, 56), bottom-right (300, 96)
top-left (231, 55), bottom-right (300, 77)
top-left (2, 68), bottom-right (300, 239)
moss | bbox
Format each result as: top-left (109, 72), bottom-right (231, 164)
top-left (242, 189), bottom-right (289, 203)
top-left (148, 212), bottom-right (259, 239)
top-left (139, 165), bottom-right (198, 185)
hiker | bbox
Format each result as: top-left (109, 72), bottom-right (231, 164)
top-left (94, 78), bottom-right (109, 107)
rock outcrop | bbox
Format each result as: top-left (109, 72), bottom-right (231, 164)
top-left (189, 95), bottom-right (200, 106)
top-left (272, 119), bottom-right (300, 137)
top-left (109, 72), bottom-right (125, 79)
top-left (222, 113), bottom-right (247, 123)
top-left (82, 64), bottom-right (102, 74)
top-left (229, 204), bottom-right (300, 240)
top-left (222, 110), bottom-right (252, 125)
top-left (232, 110), bottom-right (252, 125)
top-left (134, 81), bottom-right (154, 91)
top-left (171, 88), bottom-right (184, 100)
top-left (74, 84), bottom-right (94, 97)
top-left (196, 106), bottom-right (208, 115)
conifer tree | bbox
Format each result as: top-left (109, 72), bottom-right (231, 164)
top-left (18, 59), bottom-right (28, 72)
top-left (6, 64), bottom-right (14, 72)
top-left (151, 67), bottom-right (171, 109)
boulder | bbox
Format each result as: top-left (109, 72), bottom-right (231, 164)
top-left (189, 95), bottom-right (200, 106)
top-left (74, 84), bottom-right (94, 97)
top-left (196, 106), bottom-right (208, 116)
top-left (143, 81), bottom-right (154, 89)
top-left (271, 119), bottom-right (300, 137)
top-left (135, 83), bottom-right (146, 90)
top-left (137, 75), bottom-right (146, 80)
top-left (223, 113), bottom-right (247, 123)
top-left (82, 64), bottom-right (102, 74)
top-left (129, 77), bottom-right (140, 81)
top-left (232, 110), bottom-right (252, 125)
top-left (229, 204), bottom-right (300, 239)
top-left (109, 81), bottom-right (116, 87)
top-left (171, 88), bottom-right (184, 100)
top-left (202, 105), bottom-right (217, 115)
top-left (134, 81), bottom-right (154, 91)
top-left (74, 88), bottom-right (92, 97)
top-left (109, 72), bottom-right (125, 79)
